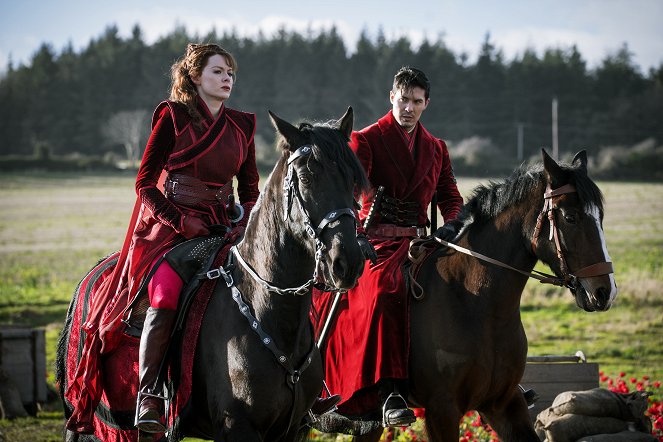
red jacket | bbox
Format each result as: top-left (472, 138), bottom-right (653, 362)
top-left (312, 111), bottom-right (462, 415)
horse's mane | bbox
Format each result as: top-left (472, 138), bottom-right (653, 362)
top-left (277, 120), bottom-right (369, 194)
top-left (457, 160), bottom-right (604, 225)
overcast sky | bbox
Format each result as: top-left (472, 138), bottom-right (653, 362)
top-left (2, 0), bottom-right (662, 74)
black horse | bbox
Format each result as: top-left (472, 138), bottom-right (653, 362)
top-left (57, 108), bottom-right (369, 441)
top-left (313, 150), bottom-right (617, 441)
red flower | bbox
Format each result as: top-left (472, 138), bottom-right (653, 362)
top-left (654, 381), bottom-right (661, 388)
top-left (619, 371), bottom-right (626, 377)
top-left (654, 416), bottom-right (663, 430)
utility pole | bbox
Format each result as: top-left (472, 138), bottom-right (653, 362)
top-left (552, 97), bottom-right (559, 160)
top-left (517, 122), bottom-right (524, 161)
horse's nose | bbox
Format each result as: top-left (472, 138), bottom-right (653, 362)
top-left (594, 287), bottom-right (612, 311)
top-left (330, 241), bottom-right (363, 289)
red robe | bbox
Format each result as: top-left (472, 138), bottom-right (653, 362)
top-left (65, 98), bottom-right (260, 432)
top-left (312, 111), bottom-right (463, 415)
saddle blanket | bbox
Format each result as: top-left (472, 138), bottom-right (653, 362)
top-left (63, 242), bottom-right (231, 441)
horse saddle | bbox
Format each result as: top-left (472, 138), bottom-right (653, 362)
top-left (123, 230), bottom-right (230, 336)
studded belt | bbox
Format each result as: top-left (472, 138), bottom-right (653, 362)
top-left (367, 223), bottom-right (427, 238)
top-left (164, 173), bottom-right (232, 207)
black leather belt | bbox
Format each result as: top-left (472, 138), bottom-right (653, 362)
top-left (164, 174), bottom-right (232, 206)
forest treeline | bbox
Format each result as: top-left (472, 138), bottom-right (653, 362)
top-left (1, 24), bottom-right (662, 178)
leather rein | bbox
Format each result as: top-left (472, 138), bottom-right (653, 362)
top-left (429, 183), bottom-right (613, 290)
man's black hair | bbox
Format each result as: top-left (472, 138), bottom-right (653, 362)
top-left (392, 66), bottom-right (430, 99)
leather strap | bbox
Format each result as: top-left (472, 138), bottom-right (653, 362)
top-left (368, 223), bottom-right (426, 238)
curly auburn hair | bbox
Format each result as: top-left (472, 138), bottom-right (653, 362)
top-left (169, 43), bottom-right (237, 124)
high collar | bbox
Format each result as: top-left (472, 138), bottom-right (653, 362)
top-left (196, 95), bottom-right (225, 122)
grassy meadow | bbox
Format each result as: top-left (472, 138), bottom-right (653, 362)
top-left (0, 172), bottom-right (661, 440)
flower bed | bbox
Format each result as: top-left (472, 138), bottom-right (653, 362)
top-left (310, 372), bottom-right (662, 441)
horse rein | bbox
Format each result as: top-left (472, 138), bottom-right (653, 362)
top-left (429, 183), bottom-right (613, 290)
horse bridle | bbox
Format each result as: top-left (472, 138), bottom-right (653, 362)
top-left (530, 183), bottom-right (614, 290)
top-left (231, 143), bottom-right (357, 295)
top-left (428, 183), bottom-right (614, 290)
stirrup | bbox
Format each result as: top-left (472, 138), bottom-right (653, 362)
top-left (382, 392), bottom-right (416, 427)
top-left (135, 391), bottom-right (167, 433)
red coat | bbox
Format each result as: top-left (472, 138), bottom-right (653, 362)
top-left (312, 111), bottom-right (462, 415)
top-left (65, 98), bottom-right (260, 432)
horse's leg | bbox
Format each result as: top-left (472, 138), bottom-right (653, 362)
top-left (480, 392), bottom-right (540, 442)
top-left (422, 401), bottom-right (463, 442)
top-left (352, 427), bottom-right (383, 442)
top-left (211, 411), bottom-right (262, 442)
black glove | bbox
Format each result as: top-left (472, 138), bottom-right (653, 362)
top-left (433, 222), bottom-right (460, 243)
top-left (357, 233), bottom-right (377, 265)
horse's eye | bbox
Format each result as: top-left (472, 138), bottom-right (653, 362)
top-left (299, 173), bottom-right (312, 185)
top-left (563, 211), bottom-right (577, 224)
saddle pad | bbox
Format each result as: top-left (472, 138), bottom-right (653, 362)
top-left (63, 242), bottom-right (233, 441)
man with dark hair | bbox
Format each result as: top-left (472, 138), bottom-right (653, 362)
top-left (313, 66), bottom-right (463, 426)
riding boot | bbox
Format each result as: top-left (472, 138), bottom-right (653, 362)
top-left (519, 384), bottom-right (539, 408)
top-left (135, 307), bottom-right (177, 433)
top-left (310, 394), bottom-right (342, 416)
top-left (380, 379), bottom-right (416, 427)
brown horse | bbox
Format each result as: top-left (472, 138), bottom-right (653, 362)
top-left (57, 108), bottom-right (369, 441)
top-left (312, 150), bottom-right (617, 441)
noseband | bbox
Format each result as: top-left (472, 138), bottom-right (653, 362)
top-left (232, 144), bottom-right (356, 295)
top-left (531, 183), bottom-right (614, 290)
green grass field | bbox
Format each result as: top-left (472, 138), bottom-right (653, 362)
top-left (0, 172), bottom-right (661, 440)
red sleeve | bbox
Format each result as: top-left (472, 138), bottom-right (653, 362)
top-left (235, 125), bottom-right (260, 227)
top-left (349, 131), bottom-right (372, 178)
top-left (436, 140), bottom-right (463, 222)
top-left (350, 131), bottom-right (373, 234)
top-left (135, 107), bottom-right (185, 233)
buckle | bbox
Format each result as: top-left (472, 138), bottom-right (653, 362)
top-left (416, 227), bottom-right (427, 237)
top-left (166, 180), bottom-right (177, 195)
top-left (206, 268), bottom-right (221, 279)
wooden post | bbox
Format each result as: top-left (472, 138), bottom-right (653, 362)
top-left (552, 97), bottom-right (559, 160)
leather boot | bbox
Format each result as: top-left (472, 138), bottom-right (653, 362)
top-left (519, 384), bottom-right (539, 408)
top-left (380, 380), bottom-right (415, 427)
top-left (310, 394), bottom-right (342, 416)
top-left (135, 307), bottom-right (177, 433)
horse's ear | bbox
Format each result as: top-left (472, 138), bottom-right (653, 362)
top-left (572, 150), bottom-right (588, 173)
top-left (339, 106), bottom-right (354, 139)
top-left (542, 149), bottom-right (564, 188)
top-left (269, 110), bottom-right (303, 151)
